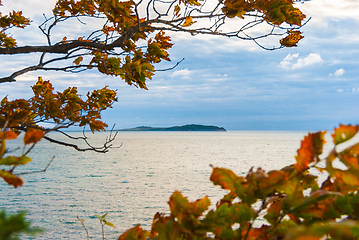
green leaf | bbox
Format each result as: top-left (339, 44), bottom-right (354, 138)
top-left (287, 220), bottom-right (359, 239)
top-left (168, 191), bottom-right (191, 217)
top-left (73, 56), bottom-right (83, 65)
top-left (290, 190), bottom-right (340, 214)
top-left (0, 155), bottom-right (32, 166)
top-left (192, 196), bottom-right (211, 217)
top-left (0, 209), bottom-right (43, 239)
top-left (104, 221), bottom-right (115, 228)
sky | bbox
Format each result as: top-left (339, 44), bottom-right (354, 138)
top-left (0, 0), bottom-right (358, 131)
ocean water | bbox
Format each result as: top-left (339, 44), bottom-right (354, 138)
top-left (1, 131), bottom-right (335, 239)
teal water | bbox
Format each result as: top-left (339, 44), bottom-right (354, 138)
top-left (2, 131), bottom-right (317, 239)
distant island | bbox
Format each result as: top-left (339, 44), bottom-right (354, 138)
top-left (118, 124), bottom-right (226, 132)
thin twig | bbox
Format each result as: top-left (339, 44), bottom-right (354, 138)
top-left (77, 216), bottom-right (90, 240)
top-left (17, 156), bottom-right (55, 175)
top-left (156, 58), bottom-right (185, 71)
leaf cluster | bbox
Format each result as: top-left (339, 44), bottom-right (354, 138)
top-left (118, 124), bottom-right (359, 240)
top-left (1, 77), bottom-right (117, 133)
top-left (0, 0), bottom-right (306, 85)
top-left (0, 78), bottom-right (118, 187)
top-left (0, 209), bottom-right (43, 240)
top-left (0, 0), bottom-right (30, 48)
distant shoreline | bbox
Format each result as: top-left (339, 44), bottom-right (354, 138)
top-left (117, 124), bottom-right (226, 132)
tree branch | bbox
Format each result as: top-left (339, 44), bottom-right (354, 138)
top-left (17, 156), bottom-right (55, 176)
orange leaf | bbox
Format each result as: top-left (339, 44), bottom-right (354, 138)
top-left (118, 224), bottom-right (149, 240)
top-left (294, 131), bottom-right (326, 172)
top-left (24, 130), bottom-right (44, 145)
top-left (210, 167), bottom-right (244, 192)
top-left (0, 170), bottom-right (24, 188)
top-left (332, 124), bottom-right (359, 145)
top-left (1, 130), bottom-right (18, 140)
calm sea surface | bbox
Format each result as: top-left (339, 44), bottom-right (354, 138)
top-left (1, 131), bottom-right (338, 239)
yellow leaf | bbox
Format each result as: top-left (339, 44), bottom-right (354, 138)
top-left (182, 16), bottom-right (196, 27)
top-left (104, 221), bottom-right (115, 228)
top-left (174, 5), bottom-right (181, 17)
top-left (280, 30), bottom-right (304, 47)
top-left (0, 155), bottom-right (32, 166)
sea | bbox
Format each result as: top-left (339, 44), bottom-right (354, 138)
top-left (0, 130), bottom-right (345, 239)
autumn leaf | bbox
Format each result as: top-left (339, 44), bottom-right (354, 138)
top-left (169, 191), bottom-right (191, 216)
top-left (0, 130), bottom-right (18, 140)
top-left (24, 130), bottom-right (44, 145)
top-left (0, 170), bottom-right (24, 188)
top-left (118, 224), bottom-right (149, 240)
top-left (332, 124), bottom-right (358, 145)
top-left (182, 16), bottom-right (196, 27)
top-left (73, 56), bottom-right (83, 65)
top-left (294, 131), bottom-right (326, 172)
top-left (280, 30), bottom-right (304, 47)
top-left (0, 155), bottom-right (32, 166)
top-left (210, 167), bottom-right (244, 193)
top-left (174, 5), bottom-right (181, 17)
top-left (192, 196), bottom-right (211, 217)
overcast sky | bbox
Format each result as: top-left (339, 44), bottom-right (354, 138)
top-left (1, 0), bottom-right (358, 131)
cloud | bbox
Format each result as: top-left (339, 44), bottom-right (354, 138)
top-left (334, 68), bottom-right (345, 76)
top-left (292, 53), bottom-right (323, 69)
top-left (170, 69), bottom-right (193, 79)
top-left (279, 53), bottom-right (299, 69)
top-left (337, 89), bottom-right (344, 92)
top-left (280, 53), bottom-right (323, 69)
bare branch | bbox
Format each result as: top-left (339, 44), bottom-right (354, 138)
top-left (17, 156), bottom-right (55, 176)
top-left (156, 58), bottom-right (185, 71)
top-left (42, 126), bottom-right (122, 154)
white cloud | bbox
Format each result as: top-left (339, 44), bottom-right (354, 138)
top-left (280, 53), bottom-right (323, 69)
top-left (337, 89), bottom-right (344, 92)
top-left (353, 88), bottom-right (359, 92)
top-left (334, 68), bottom-right (345, 77)
top-left (280, 53), bottom-right (299, 69)
top-left (297, 0), bottom-right (359, 22)
top-left (292, 53), bottom-right (323, 69)
top-left (284, 53), bottom-right (299, 61)
top-left (170, 69), bottom-right (193, 79)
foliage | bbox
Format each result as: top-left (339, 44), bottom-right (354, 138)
top-left (0, 0), bottom-right (308, 187)
top-left (0, 209), bottom-right (43, 240)
top-left (118, 124), bottom-right (359, 239)
top-left (0, 0), bottom-right (315, 239)
top-left (0, 0), bottom-right (307, 85)
top-left (0, 78), bottom-right (117, 187)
